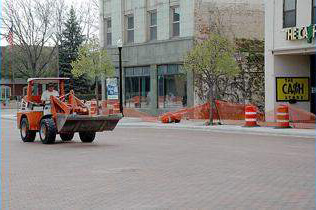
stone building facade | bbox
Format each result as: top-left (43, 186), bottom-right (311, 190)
top-left (265, 0), bottom-right (316, 115)
top-left (99, 0), bottom-right (264, 114)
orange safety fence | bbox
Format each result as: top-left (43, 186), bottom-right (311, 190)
top-left (95, 99), bottom-right (315, 129)
top-left (99, 100), bottom-right (158, 122)
top-left (158, 100), bottom-right (315, 129)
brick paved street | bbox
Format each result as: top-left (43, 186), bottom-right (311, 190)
top-left (1, 118), bottom-right (315, 209)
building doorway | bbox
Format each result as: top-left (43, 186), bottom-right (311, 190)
top-left (311, 55), bottom-right (315, 114)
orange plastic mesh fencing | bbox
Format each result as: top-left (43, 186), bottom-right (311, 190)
top-left (160, 100), bottom-right (247, 124)
top-left (99, 99), bottom-right (315, 129)
top-left (99, 100), bottom-right (157, 122)
top-left (159, 101), bottom-right (222, 123)
top-left (124, 108), bottom-right (158, 122)
top-left (158, 100), bottom-right (315, 129)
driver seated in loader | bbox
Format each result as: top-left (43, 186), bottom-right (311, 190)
top-left (41, 83), bottom-right (59, 105)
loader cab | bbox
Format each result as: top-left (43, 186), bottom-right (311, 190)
top-left (26, 78), bottom-right (69, 104)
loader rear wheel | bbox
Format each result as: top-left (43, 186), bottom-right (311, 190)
top-left (60, 133), bottom-right (74, 141)
top-left (39, 118), bottom-right (57, 144)
top-left (79, 131), bottom-right (96, 143)
top-left (20, 118), bottom-right (36, 142)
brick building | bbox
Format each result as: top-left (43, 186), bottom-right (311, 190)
top-left (1, 47), bottom-right (27, 100)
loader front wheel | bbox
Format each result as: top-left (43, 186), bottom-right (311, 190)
top-left (20, 118), bottom-right (36, 142)
top-left (60, 133), bottom-right (74, 141)
top-left (39, 118), bottom-right (57, 144)
top-left (79, 131), bottom-right (96, 143)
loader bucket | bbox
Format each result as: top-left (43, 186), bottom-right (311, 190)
top-left (56, 113), bottom-right (123, 133)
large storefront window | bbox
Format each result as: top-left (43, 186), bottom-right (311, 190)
top-left (158, 64), bottom-right (187, 108)
top-left (125, 66), bottom-right (150, 108)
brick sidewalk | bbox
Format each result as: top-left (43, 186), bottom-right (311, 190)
top-left (1, 119), bottom-right (314, 209)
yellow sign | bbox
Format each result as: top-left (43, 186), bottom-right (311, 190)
top-left (276, 77), bottom-right (310, 102)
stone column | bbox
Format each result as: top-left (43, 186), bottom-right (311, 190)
top-left (99, 0), bottom-right (105, 48)
top-left (112, 0), bottom-right (123, 45)
top-left (122, 69), bottom-right (125, 106)
top-left (150, 65), bottom-right (158, 112)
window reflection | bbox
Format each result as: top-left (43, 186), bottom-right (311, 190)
top-left (158, 64), bottom-right (187, 108)
top-left (125, 66), bottom-right (150, 108)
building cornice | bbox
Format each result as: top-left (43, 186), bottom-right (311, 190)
top-left (105, 36), bottom-right (194, 50)
top-left (272, 46), bottom-right (316, 55)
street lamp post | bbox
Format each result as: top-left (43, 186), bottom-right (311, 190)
top-left (117, 39), bottom-right (124, 116)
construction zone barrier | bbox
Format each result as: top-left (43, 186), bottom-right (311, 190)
top-left (112, 99), bottom-right (315, 129)
top-left (90, 100), bottom-right (97, 115)
top-left (275, 105), bottom-right (291, 128)
top-left (113, 103), bottom-right (120, 114)
top-left (244, 105), bottom-right (259, 127)
top-left (160, 113), bottom-right (181, 123)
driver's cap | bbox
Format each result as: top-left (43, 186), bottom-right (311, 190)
top-left (48, 83), bottom-right (54, 87)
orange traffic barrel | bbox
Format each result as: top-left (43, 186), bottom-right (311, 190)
top-left (102, 101), bottom-right (107, 109)
top-left (276, 105), bottom-right (291, 128)
top-left (90, 100), bottom-right (97, 115)
top-left (244, 105), bottom-right (259, 127)
top-left (161, 113), bottom-right (181, 123)
top-left (161, 114), bottom-right (172, 123)
top-left (113, 103), bottom-right (120, 114)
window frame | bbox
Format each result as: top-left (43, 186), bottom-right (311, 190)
top-left (171, 6), bottom-right (180, 37)
top-left (283, 0), bottom-right (297, 28)
top-left (125, 15), bottom-right (134, 44)
top-left (148, 10), bottom-right (157, 41)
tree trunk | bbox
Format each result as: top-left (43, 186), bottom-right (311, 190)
top-left (214, 86), bottom-right (222, 125)
top-left (208, 85), bottom-right (214, 126)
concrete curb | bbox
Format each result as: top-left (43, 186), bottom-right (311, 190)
top-left (117, 122), bottom-right (315, 138)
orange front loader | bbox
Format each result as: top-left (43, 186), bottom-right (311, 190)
top-left (17, 78), bottom-right (122, 144)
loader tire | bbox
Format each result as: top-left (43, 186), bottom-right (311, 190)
top-left (79, 131), bottom-right (96, 143)
top-left (20, 118), bottom-right (36, 142)
top-left (60, 133), bottom-right (74, 141)
top-left (39, 118), bottom-right (57, 144)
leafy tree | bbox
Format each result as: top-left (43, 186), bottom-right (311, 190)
top-left (184, 33), bottom-right (239, 125)
top-left (71, 37), bottom-right (114, 112)
top-left (59, 6), bottom-right (90, 93)
top-left (1, 46), bottom-right (56, 79)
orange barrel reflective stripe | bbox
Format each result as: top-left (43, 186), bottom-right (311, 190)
top-left (244, 105), bottom-right (258, 127)
top-left (276, 105), bottom-right (291, 128)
